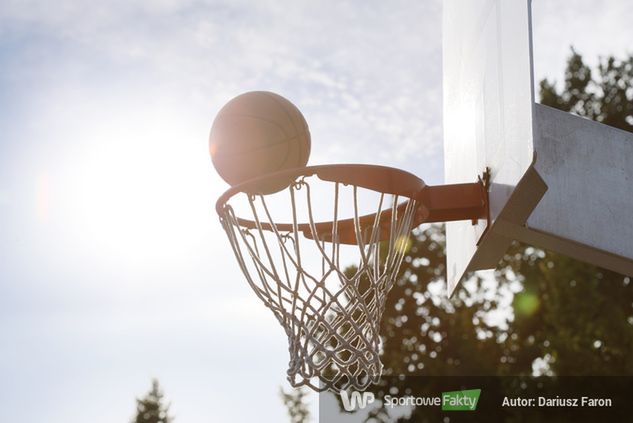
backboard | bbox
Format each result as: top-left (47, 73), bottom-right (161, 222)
top-left (443, 0), bottom-right (546, 294)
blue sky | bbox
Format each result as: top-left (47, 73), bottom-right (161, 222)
top-left (1, 1), bottom-right (633, 422)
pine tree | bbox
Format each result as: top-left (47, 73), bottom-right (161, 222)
top-left (132, 379), bottom-right (174, 423)
top-left (279, 386), bottom-right (310, 423)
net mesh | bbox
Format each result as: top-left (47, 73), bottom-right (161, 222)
top-left (218, 175), bottom-right (417, 392)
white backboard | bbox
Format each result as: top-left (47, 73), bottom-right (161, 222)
top-left (443, 0), bottom-right (545, 294)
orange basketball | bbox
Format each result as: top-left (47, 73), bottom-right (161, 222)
top-left (209, 91), bottom-right (311, 194)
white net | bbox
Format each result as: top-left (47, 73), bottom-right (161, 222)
top-left (218, 174), bottom-right (417, 392)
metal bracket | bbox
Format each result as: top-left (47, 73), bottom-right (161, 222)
top-left (415, 174), bottom-right (489, 226)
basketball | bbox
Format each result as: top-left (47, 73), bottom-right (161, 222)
top-left (209, 91), bottom-right (311, 194)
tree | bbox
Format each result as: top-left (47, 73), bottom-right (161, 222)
top-left (540, 48), bottom-right (633, 132)
top-left (351, 49), bottom-right (633, 421)
top-left (280, 386), bottom-right (310, 423)
top-left (132, 379), bottom-right (174, 423)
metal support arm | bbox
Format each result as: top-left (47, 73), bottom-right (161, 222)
top-left (416, 182), bottom-right (489, 225)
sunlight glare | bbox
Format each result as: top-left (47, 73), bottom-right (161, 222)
top-left (57, 104), bottom-right (219, 265)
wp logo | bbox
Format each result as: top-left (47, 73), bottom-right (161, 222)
top-left (340, 390), bottom-right (375, 411)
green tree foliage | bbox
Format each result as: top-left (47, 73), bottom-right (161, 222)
top-left (379, 226), bottom-right (512, 379)
top-left (356, 49), bottom-right (633, 421)
top-left (131, 379), bottom-right (174, 423)
top-left (540, 47), bottom-right (633, 131)
top-left (280, 386), bottom-right (310, 423)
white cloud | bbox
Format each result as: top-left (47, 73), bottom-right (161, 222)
top-left (532, 0), bottom-right (633, 88)
top-left (1, 0), bottom-right (444, 178)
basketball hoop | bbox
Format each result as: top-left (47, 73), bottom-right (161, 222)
top-left (215, 164), bottom-right (488, 392)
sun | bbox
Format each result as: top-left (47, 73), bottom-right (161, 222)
top-left (50, 104), bottom-right (220, 265)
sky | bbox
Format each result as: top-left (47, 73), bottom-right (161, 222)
top-left (1, 1), bottom-right (633, 422)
